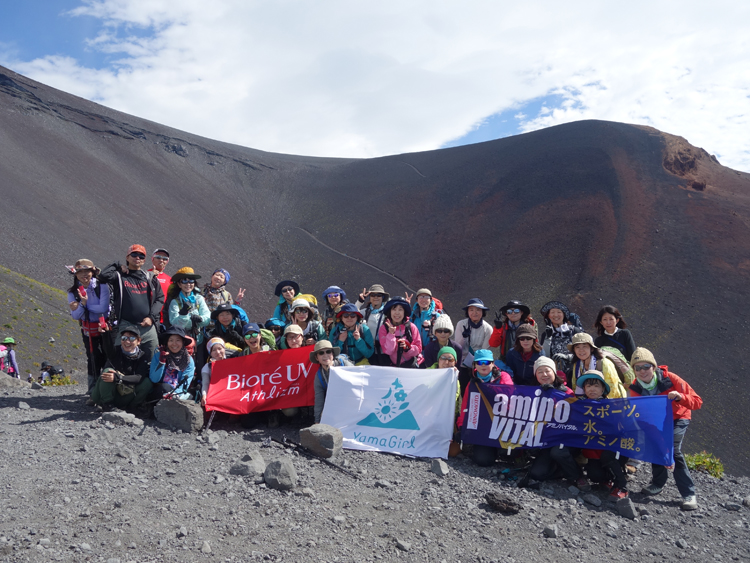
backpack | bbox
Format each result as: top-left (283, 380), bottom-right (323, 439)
top-left (0, 345), bottom-right (7, 361)
top-left (599, 346), bottom-right (635, 386)
top-left (259, 328), bottom-right (278, 350)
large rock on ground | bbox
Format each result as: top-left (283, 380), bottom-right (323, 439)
top-left (299, 424), bottom-right (343, 459)
top-left (264, 460), bottom-right (298, 490)
top-left (0, 374), bottom-right (30, 389)
top-left (154, 399), bottom-right (204, 433)
top-left (230, 451), bottom-right (266, 483)
top-left (102, 411), bottom-right (143, 427)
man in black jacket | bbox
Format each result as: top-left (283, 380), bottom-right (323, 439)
top-left (99, 244), bottom-right (165, 360)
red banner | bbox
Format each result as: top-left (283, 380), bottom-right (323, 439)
top-left (205, 347), bottom-right (316, 414)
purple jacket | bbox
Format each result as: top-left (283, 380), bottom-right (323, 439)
top-left (68, 279), bottom-right (111, 323)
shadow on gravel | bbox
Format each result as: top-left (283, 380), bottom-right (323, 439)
top-left (0, 391), bottom-right (99, 424)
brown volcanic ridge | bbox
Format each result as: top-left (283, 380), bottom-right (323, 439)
top-left (1, 65), bottom-right (749, 474)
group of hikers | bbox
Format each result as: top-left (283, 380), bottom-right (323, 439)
top-left (59, 244), bottom-right (702, 510)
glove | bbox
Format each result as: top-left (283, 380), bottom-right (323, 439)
top-left (191, 314), bottom-right (202, 328)
top-left (159, 348), bottom-right (169, 363)
top-left (462, 326), bottom-right (472, 339)
top-left (229, 330), bottom-right (243, 343)
top-left (178, 302), bottom-right (190, 316)
top-left (540, 383), bottom-right (554, 391)
top-left (397, 338), bottom-right (412, 351)
top-left (493, 310), bottom-right (504, 329)
top-left (553, 353), bottom-right (573, 363)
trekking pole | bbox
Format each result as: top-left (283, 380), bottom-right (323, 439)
top-left (272, 436), bottom-right (359, 479)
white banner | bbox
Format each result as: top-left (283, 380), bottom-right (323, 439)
top-left (320, 365), bottom-right (458, 459)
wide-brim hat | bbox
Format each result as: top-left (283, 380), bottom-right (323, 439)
top-left (310, 340), bottom-right (340, 364)
top-left (577, 370), bottom-right (610, 395)
top-left (290, 299), bottom-right (312, 314)
top-left (211, 303), bottom-right (239, 321)
top-left (158, 326), bottom-right (192, 348)
top-left (383, 296), bottom-right (411, 319)
top-left (2, 337), bottom-right (16, 345)
top-left (71, 259), bottom-right (100, 277)
top-left (367, 284), bottom-right (390, 302)
top-left (500, 300), bottom-right (530, 316)
top-left (336, 303), bottom-right (363, 319)
top-left (463, 298), bottom-right (488, 316)
top-left (322, 286), bottom-right (346, 302)
top-left (275, 280), bottom-right (300, 297)
top-left (172, 267), bottom-right (202, 284)
top-left (567, 332), bottom-right (596, 351)
top-left (540, 301), bottom-right (571, 320)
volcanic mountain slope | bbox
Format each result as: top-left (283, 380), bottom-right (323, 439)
top-left (1, 65), bottom-right (750, 474)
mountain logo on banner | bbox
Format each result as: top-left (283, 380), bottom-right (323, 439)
top-left (357, 378), bottom-right (420, 430)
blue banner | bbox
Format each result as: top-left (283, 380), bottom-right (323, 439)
top-left (460, 382), bottom-right (674, 465)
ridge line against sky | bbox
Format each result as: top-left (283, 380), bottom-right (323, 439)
top-left (1, 1), bottom-right (748, 171)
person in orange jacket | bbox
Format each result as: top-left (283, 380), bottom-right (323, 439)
top-left (628, 347), bottom-right (702, 511)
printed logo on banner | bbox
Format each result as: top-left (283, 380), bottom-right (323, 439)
top-left (357, 378), bottom-right (420, 430)
top-left (467, 392), bottom-right (481, 430)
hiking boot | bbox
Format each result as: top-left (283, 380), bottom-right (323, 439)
top-left (640, 483), bottom-right (663, 496)
top-left (681, 495), bottom-right (698, 511)
top-left (575, 477), bottom-right (591, 492)
top-left (85, 398), bottom-right (95, 406)
top-left (100, 403), bottom-right (118, 413)
top-left (609, 487), bottom-right (629, 500)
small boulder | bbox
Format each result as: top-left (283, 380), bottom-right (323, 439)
top-left (154, 399), bottom-right (204, 433)
top-left (299, 424), bottom-right (343, 459)
top-left (725, 503), bottom-right (742, 511)
top-left (616, 497), bottom-right (638, 520)
top-left (743, 496), bottom-right (750, 508)
top-left (430, 459), bottom-right (450, 477)
top-left (102, 411), bottom-right (137, 426)
top-left (231, 451), bottom-right (266, 483)
top-left (264, 460), bottom-right (297, 490)
top-left (17, 401), bottom-right (30, 410)
top-left (675, 539), bottom-right (688, 549)
top-left (396, 539), bottom-right (411, 552)
top-left (543, 524), bottom-right (559, 538)
top-left (485, 491), bottom-right (523, 514)
top-left (0, 374), bottom-right (30, 389)
top-left (583, 494), bottom-right (602, 507)
top-left (31, 382), bottom-right (44, 390)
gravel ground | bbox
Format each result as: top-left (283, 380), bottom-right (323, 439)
top-left (1, 381), bottom-right (748, 563)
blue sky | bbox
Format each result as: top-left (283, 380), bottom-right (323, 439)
top-left (1, 2), bottom-right (748, 171)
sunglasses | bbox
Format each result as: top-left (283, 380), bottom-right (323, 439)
top-left (129, 253), bottom-right (146, 260)
top-left (518, 337), bottom-right (533, 341)
top-left (634, 364), bottom-right (653, 372)
top-left (245, 332), bottom-right (259, 339)
top-left (295, 309), bottom-right (309, 315)
top-left (317, 349), bottom-right (334, 356)
top-left (475, 360), bottom-right (492, 366)
top-left (179, 279), bottom-right (195, 285)
top-left (269, 326), bottom-right (282, 332)
top-left (435, 329), bottom-right (451, 334)
top-left (439, 355), bottom-right (456, 362)
top-left (153, 256), bottom-right (169, 261)
top-left (506, 309), bottom-right (521, 315)
top-left (281, 287), bottom-right (295, 294)
top-left (327, 293), bottom-right (341, 298)
top-left (370, 293), bottom-right (385, 299)
top-left (341, 313), bottom-right (358, 319)
top-left (120, 335), bottom-right (138, 342)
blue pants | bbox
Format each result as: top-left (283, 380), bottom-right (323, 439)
top-left (651, 419), bottom-right (695, 497)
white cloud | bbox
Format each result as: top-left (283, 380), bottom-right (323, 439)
top-left (2, 1), bottom-right (749, 170)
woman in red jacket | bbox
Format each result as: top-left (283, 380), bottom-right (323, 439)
top-left (628, 347), bottom-right (702, 511)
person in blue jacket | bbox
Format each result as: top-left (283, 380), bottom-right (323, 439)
top-left (271, 280), bottom-right (300, 327)
top-left (410, 288), bottom-right (442, 345)
top-left (150, 326), bottom-right (195, 401)
top-left (327, 303), bottom-right (374, 364)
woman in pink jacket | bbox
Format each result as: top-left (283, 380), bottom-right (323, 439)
top-left (378, 297), bottom-right (422, 368)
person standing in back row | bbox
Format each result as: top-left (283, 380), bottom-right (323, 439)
top-left (99, 244), bottom-right (165, 361)
top-left (147, 248), bottom-right (171, 327)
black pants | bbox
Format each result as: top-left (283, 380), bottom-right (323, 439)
top-left (585, 451), bottom-right (627, 489)
top-left (81, 331), bottom-right (107, 393)
top-left (529, 446), bottom-right (583, 482)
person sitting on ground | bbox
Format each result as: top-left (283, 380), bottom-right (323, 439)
top-left (167, 267), bottom-right (211, 345)
top-left (378, 297), bottom-right (422, 368)
top-left (149, 326), bottom-right (195, 401)
top-left (523, 356), bottom-right (589, 490)
top-left (147, 248), bottom-right (171, 325)
top-left (410, 288), bottom-right (442, 345)
top-left (271, 280), bottom-right (300, 326)
top-left (67, 259), bottom-right (109, 393)
top-left (489, 300), bottom-right (536, 362)
top-left (594, 305), bottom-right (637, 361)
top-left (311, 340), bottom-right (353, 423)
top-left (576, 371), bottom-right (630, 499)
top-left (328, 303), bottom-right (375, 364)
top-left (538, 300), bottom-right (582, 377)
top-left (629, 347), bottom-right (702, 511)
top-left (421, 314), bottom-right (463, 369)
top-left (98, 244), bottom-right (165, 360)
top-left (568, 333), bottom-right (626, 398)
top-left (39, 361), bottom-right (53, 384)
top-left (207, 303), bottom-right (246, 351)
top-left (200, 337), bottom-right (226, 407)
top-left (356, 284), bottom-right (390, 365)
top-left (242, 322), bottom-right (275, 355)
top-left (288, 299), bottom-right (326, 346)
top-left (90, 324), bottom-right (153, 412)
top-left (458, 349), bottom-right (513, 467)
top-left (504, 324), bottom-right (544, 385)
top-left (278, 324), bottom-right (305, 350)
top-left (453, 298), bottom-right (494, 393)
top-left (321, 286), bottom-right (348, 332)
top-left (264, 318), bottom-right (286, 347)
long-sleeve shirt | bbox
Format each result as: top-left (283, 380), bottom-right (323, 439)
top-left (378, 322), bottom-right (422, 366)
top-left (68, 279), bottom-right (110, 322)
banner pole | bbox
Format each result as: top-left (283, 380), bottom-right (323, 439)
top-left (205, 410), bottom-right (216, 431)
